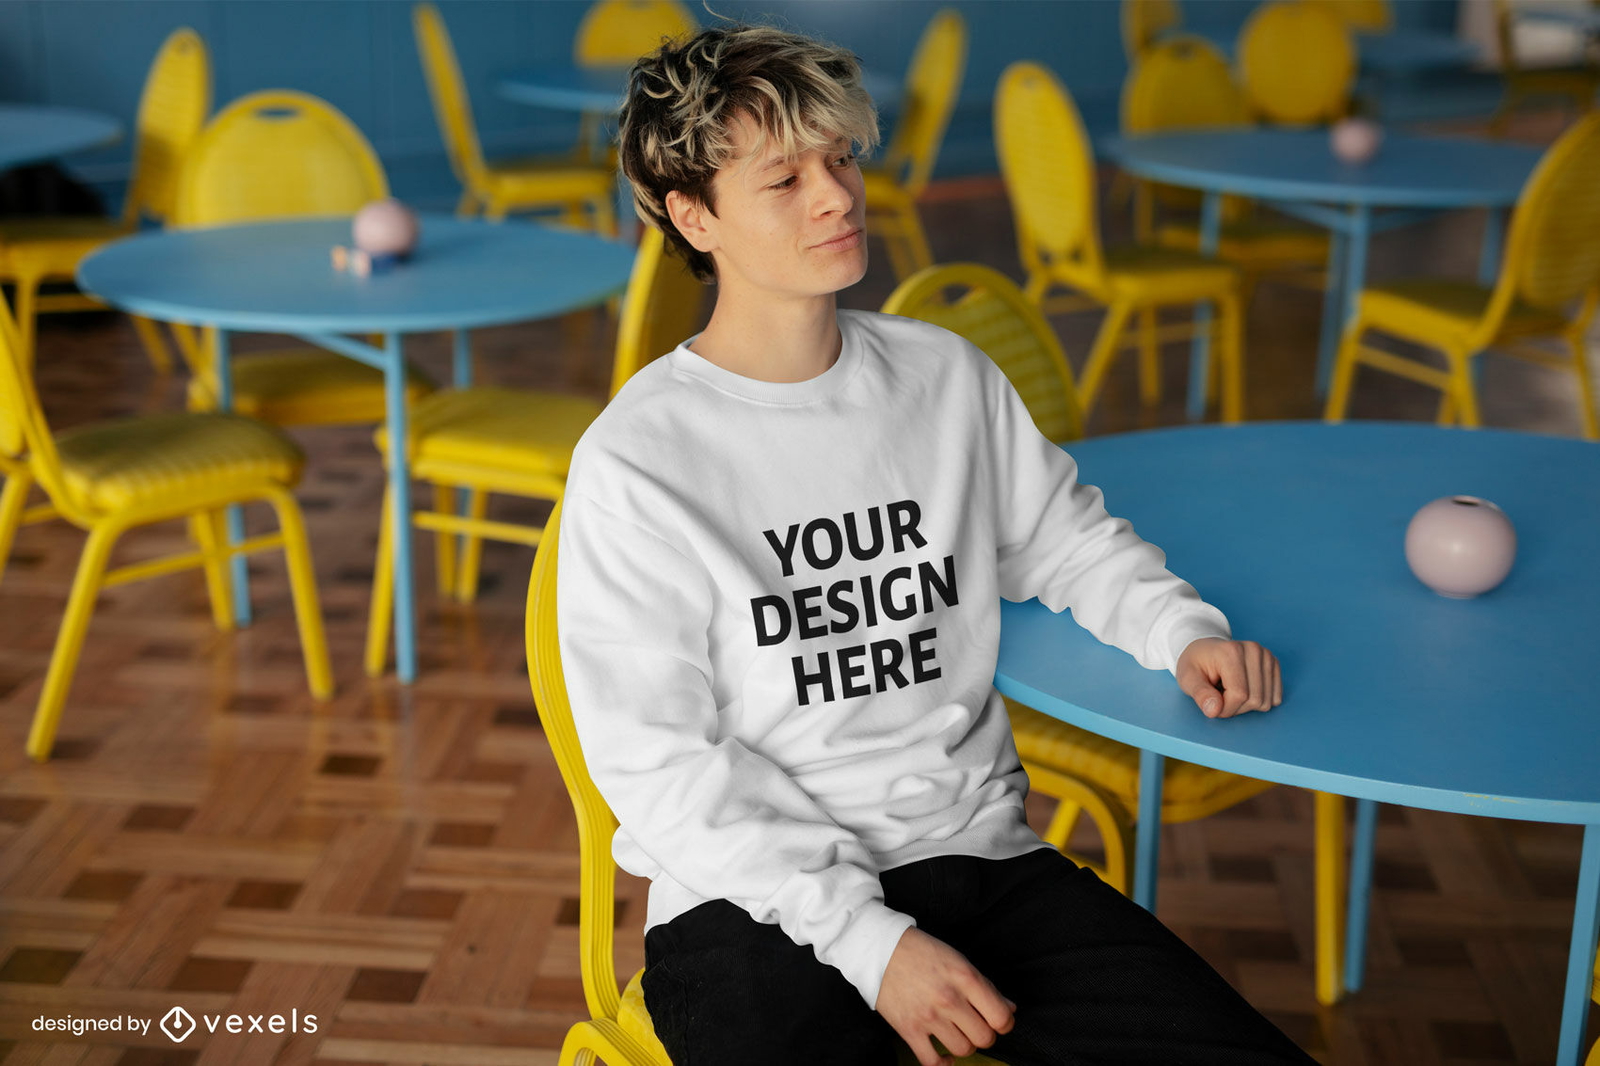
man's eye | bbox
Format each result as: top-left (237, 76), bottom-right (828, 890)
top-left (770, 175), bottom-right (797, 190)
top-left (834, 152), bottom-right (856, 167)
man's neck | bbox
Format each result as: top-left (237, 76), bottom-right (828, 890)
top-left (688, 293), bottom-right (843, 383)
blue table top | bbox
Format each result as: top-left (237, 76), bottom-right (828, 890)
top-left (0, 104), bottom-right (122, 170)
top-left (995, 421), bottom-right (1600, 824)
top-left (1104, 129), bottom-right (1544, 207)
top-left (501, 66), bottom-right (901, 115)
top-left (77, 216), bottom-right (638, 334)
top-left (1515, 5), bottom-right (1600, 32)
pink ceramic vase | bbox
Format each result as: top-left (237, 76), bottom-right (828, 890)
top-left (1330, 117), bottom-right (1383, 166)
top-left (352, 198), bottom-right (420, 259)
top-left (1404, 496), bottom-right (1517, 598)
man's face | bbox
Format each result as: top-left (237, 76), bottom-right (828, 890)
top-left (692, 112), bottom-right (869, 301)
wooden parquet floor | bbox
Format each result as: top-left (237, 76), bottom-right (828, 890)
top-left (3, 108), bottom-right (1597, 1065)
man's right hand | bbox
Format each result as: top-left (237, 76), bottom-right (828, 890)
top-left (876, 927), bottom-right (1016, 1065)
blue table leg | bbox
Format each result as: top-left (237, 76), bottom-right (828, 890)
top-left (385, 332), bottom-right (419, 684)
top-left (451, 330), bottom-right (474, 566)
top-left (1186, 192), bottom-right (1224, 423)
top-left (1343, 797), bottom-right (1379, 994)
top-left (1556, 825), bottom-right (1600, 1066)
top-left (1135, 748), bottom-right (1166, 912)
top-left (1316, 225), bottom-right (1349, 400)
top-left (214, 328), bottom-right (252, 628)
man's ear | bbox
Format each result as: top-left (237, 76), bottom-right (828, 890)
top-left (665, 190), bottom-right (717, 255)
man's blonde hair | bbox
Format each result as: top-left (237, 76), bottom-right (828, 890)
top-left (619, 24), bottom-right (879, 281)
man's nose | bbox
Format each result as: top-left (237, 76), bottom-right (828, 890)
top-left (812, 164), bottom-right (856, 216)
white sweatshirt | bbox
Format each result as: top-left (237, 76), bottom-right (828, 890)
top-left (556, 308), bottom-right (1231, 1008)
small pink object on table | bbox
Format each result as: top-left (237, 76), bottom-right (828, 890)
top-left (333, 198), bottom-right (421, 277)
top-left (1330, 118), bottom-right (1384, 166)
top-left (1404, 495), bottom-right (1517, 598)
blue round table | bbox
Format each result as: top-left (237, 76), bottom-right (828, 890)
top-left (0, 104), bottom-right (122, 170)
top-left (79, 216), bottom-right (638, 683)
top-left (1103, 130), bottom-right (1544, 418)
top-left (995, 421), bottom-right (1600, 1065)
top-left (500, 65), bottom-right (902, 115)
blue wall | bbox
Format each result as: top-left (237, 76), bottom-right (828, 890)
top-left (1, 0), bottom-right (1461, 213)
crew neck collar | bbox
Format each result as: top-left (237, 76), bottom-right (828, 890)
top-left (668, 310), bottom-right (863, 405)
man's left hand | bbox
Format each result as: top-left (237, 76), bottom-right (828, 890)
top-left (1176, 638), bottom-right (1282, 719)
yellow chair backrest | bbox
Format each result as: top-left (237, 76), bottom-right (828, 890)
top-left (123, 27), bottom-right (211, 226)
top-left (413, 2), bottom-right (489, 192)
top-left (1238, 1), bottom-right (1355, 125)
top-left (1489, 112), bottom-right (1600, 321)
top-left (174, 90), bottom-right (388, 227)
top-left (1122, 0), bottom-right (1183, 60)
top-left (1309, 0), bottom-right (1393, 32)
top-left (881, 9), bottom-right (968, 197)
top-left (611, 227), bottom-right (709, 397)
top-left (575, 0), bottom-right (696, 65)
top-left (1123, 34), bottom-right (1252, 134)
top-left (526, 501), bottom-right (627, 1025)
top-left (881, 262), bottom-right (1084, 444)
top-left (995, 61), bottom-right (1105, 291)
top-left (0, 300), bottom-right (79, 519)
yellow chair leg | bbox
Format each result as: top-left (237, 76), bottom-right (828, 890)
top-left (1449, 353), bottom-right (1483, 428)
top-left (364, 486), bottom-right (396, 678)
top-left (1566, 329), bottom-right (1599, 441)
top-left (1138, 306), bottom-right (1161, 407)
top-left (14, 274), bottom-right (41, 365)
top-left (1077, 301), bottom-right (1135, 416)
top-left (1436, 390), bottom-right (1458, 427)
top-left (27, 523), bottom-right (120, 762)
top-left (128, 316), bottom-right (174, 375)
top-left (592, 194), bottom-right (618, 239)
top-left (1313, 791), bottom-right (1347, 1007)
top-left (433, 484), bottom-right (458, 598)
top-left (189, 510), bottom-right (234, 633)
top-left (1040, 797), bottom-right (1084, 850)
top-left (456, 189), bottom-right (480, 218)
top-left (455, 488), bottom-right (490, 603)
top-left (0, 468), bottom-right (34, 589)
top-left (558, 1019), bottom-right (661, 1066)
top-left (1323, 315), bottom-right (1367, 422)
top-left (267, 487), bottom-right (333, 700)
top-left (1021, 759), bottom-right (1135, 896)
top-left (897, 204), bottom-right (935, 280)
top-left (1218, 293), bottom-right (1245, 423)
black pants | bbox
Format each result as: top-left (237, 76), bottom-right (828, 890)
top-left (641, 848), bottom-right (1317, 1066)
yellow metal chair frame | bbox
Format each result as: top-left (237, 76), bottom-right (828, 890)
top-left (1122, 35), bottom-right (1328, 295)
top-left (1325, 111), bottom-right (1600, 439)
top-left (995, 60), bottom-right (1246, 420)
top-left (364, 228), bottom-right (707, 677)
top-left (862, 8), bottom-right (967, 282)
top-left (170, 89), bottom-right (434, 427)
top-left (880, 262), bottom-right (1355, 1004)
top-left (0, 28), bottom-right (210, 371)
top-left (0, 299), bottom-right (331, 763)
top-left (1488, 0), bottom-right (1599, 137)
top-left (1122, 0), bottom-right (1183, 61)
top-left (526, 504), bottom-right (1007, 1066)
top-left (1237, 1), bottom-right (1356, 126)
top-left (414, 2), bottom-right (618, 231)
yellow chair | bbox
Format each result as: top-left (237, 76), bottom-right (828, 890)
top-left (995, 60), bottom-right (1246, 420)
top-left (0, 295), bottom-right (331, 763)
top-left (170, 90), bottom-right (433, 426)
top-left (1309, 0), bottom-right (1394, 33)
top-left (414, 2), bottom-right (618, 231)
top-left (1122, 0), bottom-right (1183, 61)
top-left (526, 502), bottom-right (1009, 1066)
top-left (1122, 36), bottom-right (1328, 293)
top-left (881, 261), bottom-right (1351, 1006)
top-left (1488, 0), bottom-right (1599, 137)
top-left (1237, 1), bottom-right (1356, 126)
top-left (0, 28), bottom-right (210, 371)
top-left (1325, 111), bottom-right (1600, 439)
top-left (364, 227), bottom-right (706, 676)
top-left (862, 8), bottom-right (967, 282)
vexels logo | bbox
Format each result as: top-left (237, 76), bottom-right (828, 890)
top-left (160, 1007), bottom-right (196, 1043)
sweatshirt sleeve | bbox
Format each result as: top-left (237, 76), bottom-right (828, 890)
top-left (555, 489), bottom-right (916, 1008)
top-left (984, 362), bottom-right (1231, 673)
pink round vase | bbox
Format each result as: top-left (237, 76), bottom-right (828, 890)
top-left (1404, 496), bottom-right (1517, 598)
top-left (352, 198), bottom-right (420, 259)
top-left (1330, 117), bottom-right (1383, 166)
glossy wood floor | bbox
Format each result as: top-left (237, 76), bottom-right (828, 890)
top-left (2, 108), bottom-right (1597, 1065)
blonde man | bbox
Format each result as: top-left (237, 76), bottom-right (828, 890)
top-left (556, 24), bottom-right (1311, 1066)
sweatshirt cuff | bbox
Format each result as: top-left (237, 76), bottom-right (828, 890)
top-left (817, 901), bottom-right (918, 1009)
top-left (1161, 612), bottom-right (1232, 675)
